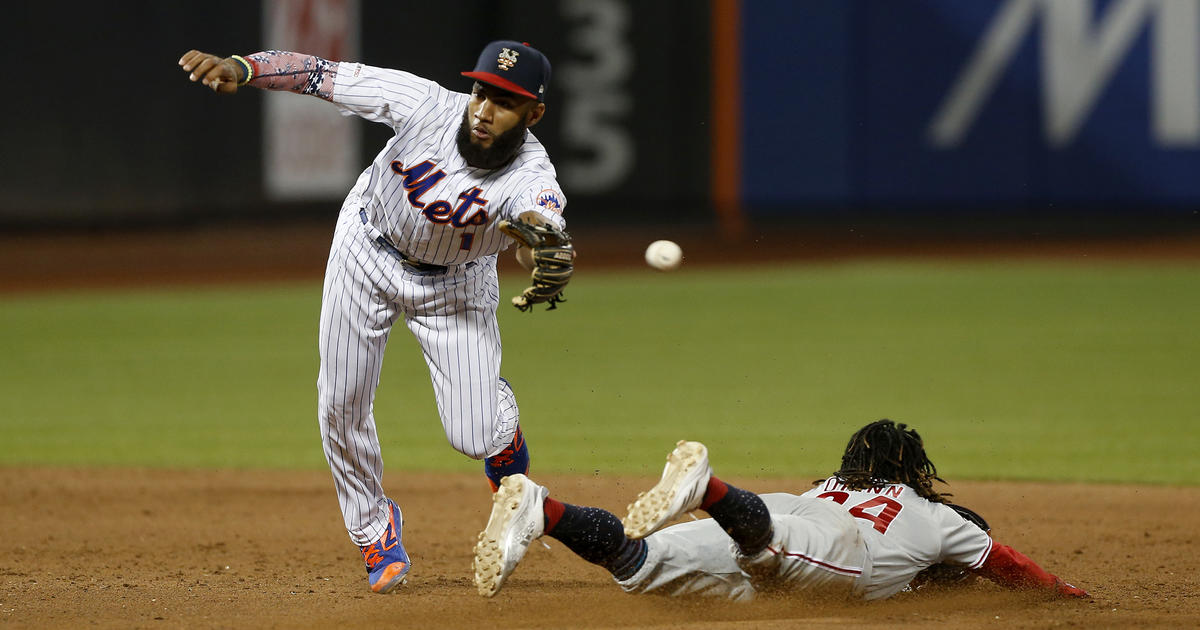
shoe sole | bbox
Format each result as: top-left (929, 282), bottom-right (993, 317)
top-left (371, 561), bottom-right (410, 594)
top-left (622, 440), bottom-right (710, 539)
top-left (473, 474), bottom-right (537, 597)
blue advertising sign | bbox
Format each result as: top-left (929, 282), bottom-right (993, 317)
top-left (742, 0), bottom-right (1200, 212)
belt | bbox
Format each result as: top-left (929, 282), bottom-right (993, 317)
top-left (359, 209), bottom-right (453, 273)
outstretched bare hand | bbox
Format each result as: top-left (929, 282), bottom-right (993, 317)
top-left (178, 50), bottom-right (241, 94)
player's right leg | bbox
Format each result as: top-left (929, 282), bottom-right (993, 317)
top-left (317, 204), bottom-right (407, 591)
top-left (622, 441), bottom-right (715, 538)
top-left (621, 442), bottom-right (862, 596)
top-left (622, 441), bottom-right (773, 556)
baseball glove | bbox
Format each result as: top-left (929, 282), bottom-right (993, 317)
top-left (498, 217), bottom-right (575, 311)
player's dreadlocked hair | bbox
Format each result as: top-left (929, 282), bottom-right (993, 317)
top-left (832, 419), bottom-right (950, 503)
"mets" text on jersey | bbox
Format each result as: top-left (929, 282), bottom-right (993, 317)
top-left (391, 160), bottom-right (490, 228)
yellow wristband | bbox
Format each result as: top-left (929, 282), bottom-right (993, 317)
top-left (230, 55), bottom-right (254, 86)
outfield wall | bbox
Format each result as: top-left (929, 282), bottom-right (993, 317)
top-left (3, 1), bottom-right (1197, 230)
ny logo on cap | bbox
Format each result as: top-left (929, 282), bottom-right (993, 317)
top-left (497, 48), bottom-right (519, 71)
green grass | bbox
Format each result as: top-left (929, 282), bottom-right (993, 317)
top-left (1, 260), bottom-right (1197, 484)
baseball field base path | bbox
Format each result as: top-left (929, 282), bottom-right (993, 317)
top-left (1, 468), bottom-right (1196, 629)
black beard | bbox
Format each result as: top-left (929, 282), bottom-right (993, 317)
top-left (456, 111), bottom-right (528, 169)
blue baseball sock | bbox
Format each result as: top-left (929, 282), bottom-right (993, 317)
top-left (544, 500), bottom-right (647, 581)
top-left (485, 427), bottom-right (529, 490)
top-left (702, 478), bottom-right (773, 556)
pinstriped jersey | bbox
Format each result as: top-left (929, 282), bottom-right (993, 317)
top-left (801, 477), bottom-right (993, 599)
top-left (331, 62), bottom-right (566, 266)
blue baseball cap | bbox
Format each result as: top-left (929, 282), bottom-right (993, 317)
top-left (461, 40), bottom-right (551, 102)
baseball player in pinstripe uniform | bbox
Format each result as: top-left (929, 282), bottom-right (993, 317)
top-left (474, 420), bottom-right (1089, 601)
top-left (179, 40), bottom-right (575, 593)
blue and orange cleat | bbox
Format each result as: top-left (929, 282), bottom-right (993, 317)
top-left (359, 499), bottom-right (411, 594)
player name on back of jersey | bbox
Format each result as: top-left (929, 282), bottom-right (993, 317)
top-left (815, 477), bottom-right (905, 498)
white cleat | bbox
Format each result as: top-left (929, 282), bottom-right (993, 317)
top-left (622, 440), bottom-right (712, 539)
top-left (473, 474), bottom-right (548, 597)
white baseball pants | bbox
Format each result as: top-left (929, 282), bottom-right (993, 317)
top-left (317, 202), bottom-right (520, 545)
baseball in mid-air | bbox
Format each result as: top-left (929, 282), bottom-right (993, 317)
top-left (645, 240), bottom-right (683, 271)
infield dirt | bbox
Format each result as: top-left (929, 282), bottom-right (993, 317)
top-left (1, 468), bottom-right (1197, 629)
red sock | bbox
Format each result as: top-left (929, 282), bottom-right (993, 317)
top-left (699, 476), bottom-right (729, 511)
top-left (543, 497), bottom-right (566, 533)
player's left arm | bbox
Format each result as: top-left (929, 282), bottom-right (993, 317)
top-left (932, 503), bottom-right (1089, 598)
top-left (508, 181), bottom-right (568, 263)
top-left (512, 212), bottom-right (545, 271)
top-left (972, 541), bottom-right (1089, 598)
top-left (497, 187), bottom-right (574, 311)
